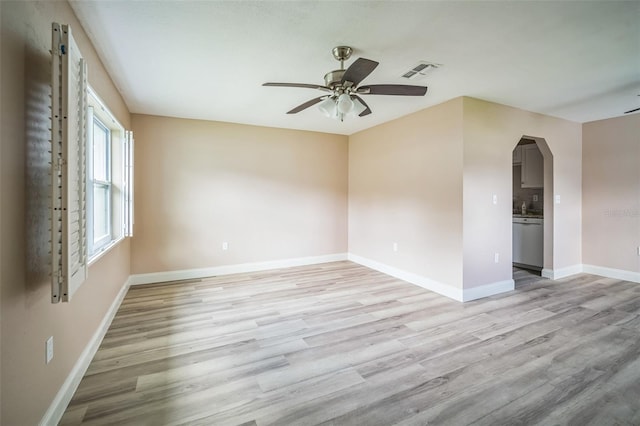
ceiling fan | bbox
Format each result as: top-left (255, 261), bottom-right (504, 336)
top-left (263, 46), bottom-right (428, 122)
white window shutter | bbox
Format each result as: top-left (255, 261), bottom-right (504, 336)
top-left (124, 130), bottom-right (134, 237)
top-left (51, 23), bottom-right (88, 303)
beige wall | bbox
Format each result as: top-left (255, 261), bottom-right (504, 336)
top-left (462, 97), bottom-right (582, 288)
top-left (348, 96), bottom-right (582, 293)
top-left (583, 114), bottom-right (640, 273)
top-left (130, 115), bottom-right (348, 274)
top-left (348, 98), bottom-right (465, 289)
top-left (0, 1), bottom-right (131, 424)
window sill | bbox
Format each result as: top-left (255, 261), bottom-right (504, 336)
top-left (88, 236), bottom-right (126, 266)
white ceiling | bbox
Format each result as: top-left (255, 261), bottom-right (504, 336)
top-left (70, 1), bottom-right (640, 136)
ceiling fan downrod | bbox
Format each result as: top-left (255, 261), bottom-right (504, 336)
top-left (324, 46), bottom-right (353, 90)
top-left (332, 46), bottom-right (352, 70)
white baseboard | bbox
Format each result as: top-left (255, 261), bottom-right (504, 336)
top-left (582, 264), bottom-right (640, 283)
top-left (347, 253), bottom-right (513, 302)
top-left (541, 264), bottom-right (639, 284)
top-left (129, 253), bottom-right (349, 286)
top-left (462, 279), bottom-right (515, 302)
top-left (541, 268), bottom-right (553, 279)
top-left (40, 277), bottom-right (131, 426)
top-left (541, 264), bottom-right (583, 280)
top-left (347, 253), bottom-right (464, 301)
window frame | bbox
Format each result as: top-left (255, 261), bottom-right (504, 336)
top-left (87, 113), bottom-right (113, 253)
top-left (86, 87), bottom-right (131, 263)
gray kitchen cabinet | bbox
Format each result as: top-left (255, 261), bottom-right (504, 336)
top-left (521, 144), bottom-right (543, 188)
top-left (512, 145), bottom-right (522, 164)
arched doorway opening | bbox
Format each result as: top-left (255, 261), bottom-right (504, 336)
top-left (511, 136), bottom-right (553, 286)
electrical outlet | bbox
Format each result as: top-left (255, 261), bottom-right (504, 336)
top-left (393, 242), bottom-right (398, 252)
top-left (492, 194), bottom-right (498, 205)
top-left (533, 194), bottom-right (538, 202)
top-left (222, 242), bottom-right (228, 251)
top-left (46, 336), bottom-right (54, 364)
top-left (555, 195), bottom-right (561, 204)
top-left (494, 253), bottom-right (499, 263)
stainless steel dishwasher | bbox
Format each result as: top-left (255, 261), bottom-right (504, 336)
top-left (513, 217), bottom-right (543, 269)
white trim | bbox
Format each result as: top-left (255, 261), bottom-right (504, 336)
top-left (347, 253), bottom-right (514, 302)
top-left (541, 264), bottom-right (583, 280)
top-left (347, 253), bottom-right (464, 301)
top-left (541, 268), bottom-right (554, 279)
top-left (129, 253), bottom-right (349, 285)
top-left (582, 264), bottom-right (640, 283)
top-left (87, 236), bottom-right (125, 266)
top-left (462, 279), bottom-right (515, 302)
top-left (40, 276), bottom-right (131, 426)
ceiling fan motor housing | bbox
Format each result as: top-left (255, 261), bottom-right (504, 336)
top-left (325, 46), bottom-right (356, 92)
top-left (324, 70), bottom-right (346, 90)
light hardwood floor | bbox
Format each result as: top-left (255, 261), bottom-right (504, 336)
top-left (60, 261), bottom-right (640, 425)
top-left (513, 266), bottom-right (543, 288)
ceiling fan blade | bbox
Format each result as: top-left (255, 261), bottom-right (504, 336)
top-left (341, 58), bottom-right (379, 87)
top-left (624, 107), bottom-right (640, 114)
top-left (359, 84), bottom-right (428, 96)
top-left (353, 95), bottom-right (372, 117)
top-left (287, 96), bottom-right (326, 114)
top-left (263, 82), bottom-right (331, 92)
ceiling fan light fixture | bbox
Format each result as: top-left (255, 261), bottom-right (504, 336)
top-left (350, 97), bottom-right (367, 116)
top-left (337, 93), bottom-right (354, 114)
top-left (318, 97), bottom-right (337, 118)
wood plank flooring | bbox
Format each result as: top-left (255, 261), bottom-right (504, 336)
top-left (513, 266), bottom-right (543, 288)
top-left (60, 261), bottom-right (640, 425)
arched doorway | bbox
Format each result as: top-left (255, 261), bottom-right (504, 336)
top-left (511, 136), bottom-right (553, 286)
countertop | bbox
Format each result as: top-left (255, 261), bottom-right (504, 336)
top-left (513, 214), bottom-right (544, 219)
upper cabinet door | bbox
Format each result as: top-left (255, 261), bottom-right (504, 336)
top-left (521, 144), bottom-right (543, 188)
top-left (512, 145), bottom-right (522, 164)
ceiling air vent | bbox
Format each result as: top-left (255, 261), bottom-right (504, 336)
top-left (401, 61), bottom-right (441, 80)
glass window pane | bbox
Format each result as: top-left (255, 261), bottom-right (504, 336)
top-left (93, 121), bottom-right (109, 181)
top-left (93, 184), bottom-right (110, 243)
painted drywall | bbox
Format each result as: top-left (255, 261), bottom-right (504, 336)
top-left (130, 114), bottom-right (348, 274)
top-left (582, 114), bottom-right (640, 273)
top-left (0, 1), bottom-right (131, 424)
top-left (348, 96), bottom-right (582, 293)
top-left (348, 98), bottom-right (465, 290)
top-left (462, 97), bottom-right (582, 288)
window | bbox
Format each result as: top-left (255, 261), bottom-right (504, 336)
top-left (86, 88), bottom-right (134, 261)
top-left (88, 115), bottom-right (112, 252)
